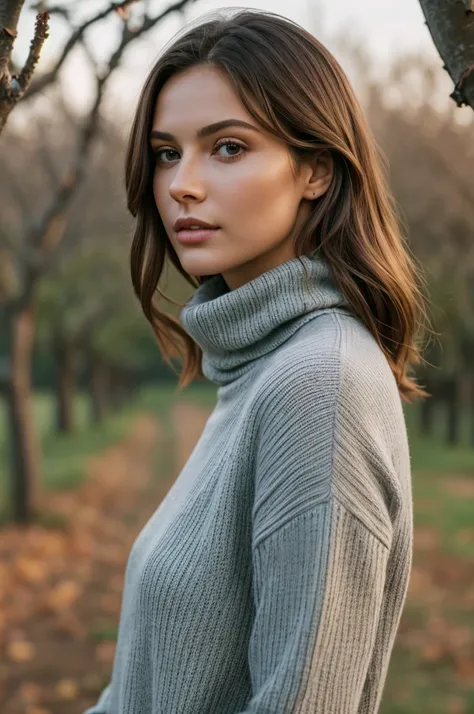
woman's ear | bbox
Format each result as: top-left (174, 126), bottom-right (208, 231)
top-left (303, 150), bottom-right (334, 200)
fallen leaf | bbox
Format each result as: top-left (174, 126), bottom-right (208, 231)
top-left (15, 556), bottom-right (48, 584)
top-left (95, 640), bottom-right (116, 663)
top-left (6, 640), bottom-right (35, 662)
top-left (55, 678), bottom-right (79, 700)
top-left (18, 681), bottom-right (43, 703)
top-left (46, 580), bottom-right (82, 611)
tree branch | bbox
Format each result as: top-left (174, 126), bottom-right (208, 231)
top-left (23, 0), bottom-right (139, 101)
top-left (16, 10), bottom-right (49, 92)
top-left (0, 7), bottom-right (49, 131)
top-left (0, 0), bottom-right (26, 83)
top-left (418, 0), bottom-right (474, 110)
top-left (14, 0), bottom-right (197, 311)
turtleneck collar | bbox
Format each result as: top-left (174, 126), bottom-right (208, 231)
top-left (179, 252), bottom-right (353, 386)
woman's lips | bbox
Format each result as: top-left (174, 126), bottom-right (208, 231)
top-left (176, 228), bottom-right (219, 244)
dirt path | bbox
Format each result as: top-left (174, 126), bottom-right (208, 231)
top-left (0, 399), bottom-right (215, 714)
top-left (0, 413), bottom-right (173, 714)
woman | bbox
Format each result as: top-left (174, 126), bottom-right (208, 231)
top-left (85, 8), bottom-right (430, 714)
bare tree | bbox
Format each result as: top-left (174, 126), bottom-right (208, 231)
top-left (419, 0), bottom-right (474, 111)
top-left (0, 0), bottom-right (198, 523)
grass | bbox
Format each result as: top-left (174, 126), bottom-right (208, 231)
top-left (413, 473), bottom-right (474, 559)
top-left (383, 400), bottom-right (474, 713)
top-left (404, 400), bottom-right (474, 474)
top-left (0, 385), bottom-right (180, 518)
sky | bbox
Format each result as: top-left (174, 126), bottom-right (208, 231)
top-left (13, 0), bottom-right (446, 120)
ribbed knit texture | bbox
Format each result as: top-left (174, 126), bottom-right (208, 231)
top-left (84, 252), bottom-right (413, 714)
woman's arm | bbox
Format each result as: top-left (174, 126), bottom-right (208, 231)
top-left (236, 333), bottom-right (412, 713)
top-left (238, 499), bottom-right (390, 713)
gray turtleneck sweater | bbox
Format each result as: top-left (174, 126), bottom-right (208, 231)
top-left (84, 253), bottom-right (413, 714)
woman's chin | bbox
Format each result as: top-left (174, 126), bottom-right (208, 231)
top-left (177, 251), bottom-right (224, 277)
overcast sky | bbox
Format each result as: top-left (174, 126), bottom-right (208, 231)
top-left (14, 0), bottom-right (442, 118)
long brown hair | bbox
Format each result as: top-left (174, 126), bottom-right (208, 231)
top-left (125, 8), bottom-right (432, 403)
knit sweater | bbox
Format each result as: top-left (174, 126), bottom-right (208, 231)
top-left (84, 252), bottom-right (413, 714)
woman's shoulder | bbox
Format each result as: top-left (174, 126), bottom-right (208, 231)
top-left (251, 309), bottom-right (410, 546)
top-left (262, 309), bottom-right (399, 403)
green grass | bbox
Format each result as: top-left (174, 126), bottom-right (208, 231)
top-left (404, 400), bottom-right (474, 474)
top-left (381, 400), bottom-right (474, 713)
top-left (0, 385), bottom-right (179, 518)
top-left (413, 472), bottom-right (474, 559)
top-left (89, 625), bottom-right (119, 643)
top-left (175, 380), bottom-right (219, 409)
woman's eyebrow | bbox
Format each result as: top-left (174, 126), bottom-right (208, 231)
top-left (149, 118), bottom-right (260, 142)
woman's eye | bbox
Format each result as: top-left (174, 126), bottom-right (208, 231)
top-left (153, 140), bottom-right (246, 165)
top-left (214, 140), bottom-right (246, 160)
top-left (154, 148), bottom-right (178, 163)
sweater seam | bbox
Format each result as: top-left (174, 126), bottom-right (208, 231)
top-left (328, 311), bottom-right (343, 514)
top-left (332, 494), bottom-right (391, 550)
top-left (253, 494), bottom-right (390, 552)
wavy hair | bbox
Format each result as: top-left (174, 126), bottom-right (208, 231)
top-left (125, 8), bottom-right (432, 403)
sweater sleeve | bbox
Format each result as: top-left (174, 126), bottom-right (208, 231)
top-left (237, 342), bottom-right (406, 713)
top-left (239, 499), bottom-right (390, 713)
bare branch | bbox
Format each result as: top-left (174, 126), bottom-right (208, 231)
top-left (37, 3), bottom-right (102, 79)
top-left (78, 36), bottom-right (100, 75)
top-left (30, 3), bottom-right (69, 20)
top-left (0, 8), bottom-right (49, 131)
top-left (419, 0), bottom-right (474, 110)
top-left (17, 11), bottom-right (49, 92)
top-left (0, 0), bottom-right (26, 83)
top-left (1, 154), bottom-right (33, 224)
top-left (35, 119), bottom-right (62, 187)
top-left (23, 0), bottom-right (139, 101)
top-left (16, 0), bottom-right (197, 309)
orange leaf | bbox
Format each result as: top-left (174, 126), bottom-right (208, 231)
top-left (55, 678), bottom-right (79, 700)
top-left (15, 556), bottom-right (48, 584)
top-left (95, 641), bottom-right (116, 663)
top-left (7, 640), bottom-right (35, 662)
top-left (456, 657), bottom-right (474, 682)
top-left (46, 580), bottom-right (82, 611)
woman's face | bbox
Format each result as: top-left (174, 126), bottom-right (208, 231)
top-left (150, 64), bottom-right (332, 290)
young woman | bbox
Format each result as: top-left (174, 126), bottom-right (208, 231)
top-left (85, 8), bottom-right (430, 714)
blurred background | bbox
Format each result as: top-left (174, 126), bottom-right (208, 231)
top-left (0, 1), bottom-right (473, 712)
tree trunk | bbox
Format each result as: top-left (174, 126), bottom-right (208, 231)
top-left (445, 374), bottom-right (460, 446)
top-left (109, 368), bottom-right (125, 411)
top-left (419, 391), bottom-right (436, 437)
top-left (470, 375), bottom-right (474, 448)
top-left (4, 306), bottom-right (41, 523)
top-left (89, 357), bottom-right (108, 424)
top-left (55, 339), bottom-right (76, 433)
top-left (418, 0), bottom-right (474, 111)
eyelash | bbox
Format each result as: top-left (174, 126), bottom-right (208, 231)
top-left (153, 138), bottom-right (247, 165)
